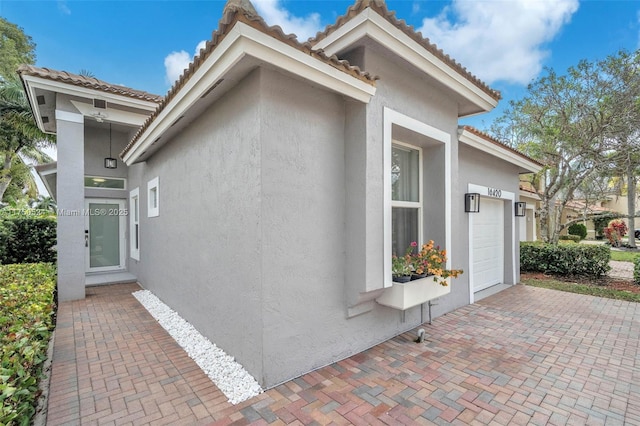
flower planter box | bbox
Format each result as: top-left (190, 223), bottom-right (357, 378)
top-left (376, 276), bottom-right (451, 310)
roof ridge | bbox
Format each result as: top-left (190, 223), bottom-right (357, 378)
top-left (122, 1), bottom-right (378, 158)
top-left (17, 64), bottom-right (163, 103)
top-left (309, 0), bottom-right (501, 102)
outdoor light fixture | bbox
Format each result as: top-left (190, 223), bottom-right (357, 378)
top-left (104, 123), bottom-right (117, 169)
top-left (465, 193), bottom-right (480, 213)
top-left (515, 201), bottom-right (526, 217)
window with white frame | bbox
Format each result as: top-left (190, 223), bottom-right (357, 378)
top-left (391, 142), bottom-right (422, 256)
top-left (147, 177), bottom-right (159, 217)
top-left (129, 188), bottom-right (140, 260)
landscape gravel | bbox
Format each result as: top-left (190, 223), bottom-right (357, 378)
top-left (132, 289), bottom-right (263, 404)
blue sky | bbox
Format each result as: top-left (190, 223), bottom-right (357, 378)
top-left (2, 0), bottom-right (640, 131)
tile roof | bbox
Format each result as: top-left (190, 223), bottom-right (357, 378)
top-left (309, 0), bottom-right (501, 102)
top-left (460, 125), bottom-right (543, 167)
top-left (122, 0), bottom-right (378, 158)
top-left (17, 65), bottom-right (163, 103)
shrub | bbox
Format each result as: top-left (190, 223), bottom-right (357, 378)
top-left (559, 235), bottom-right (581, 243)
top-left (593, 213), bottom-right (621, 239)
top-left (568, 223), bottom-right (588, 240)
top-left (0, 218), bottom-right (56, 265)
top-left (520, 242), bottom-right (611, 278)
top-left (635, 257), bottom-right (640, 285)
top-left (0, 263), bottom-right (56, 425)
top-left (604, 219), bottom-right (628, 247)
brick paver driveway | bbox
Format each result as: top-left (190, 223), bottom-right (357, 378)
top-left (46, 283), bottom-right (640, 425)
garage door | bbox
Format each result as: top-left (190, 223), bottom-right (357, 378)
top-left (473, 198), bottom-right (504, 291)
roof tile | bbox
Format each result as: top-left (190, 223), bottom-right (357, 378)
top-left (121, 0), bottom-right (377, 158)
top-left (310, 0), bottom-right (501, 102)
top-left (17, 65), bottom-right (163, 103)
top-left (460, 125), bottom-right (543, 167)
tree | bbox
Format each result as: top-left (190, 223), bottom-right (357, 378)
top-left (492, 50), bottom-right (640, 244)
top-left (596, 51), bottom-right (640, 248)
top-left (0, 18), bottom-right (35, 81)
top-left (0, 19), bottom-right (54, 203)
top-left (0, 78), bottom-right (55, 202)
top-left (492, 61), bottom-right (612, 243)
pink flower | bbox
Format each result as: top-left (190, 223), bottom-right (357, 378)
top-left (410, 241), bottom-right (418, 247)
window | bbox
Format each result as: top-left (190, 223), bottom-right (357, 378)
top-left (391, 143), bottom-right (422, 257)
top-left (129, 188), bottom-right (140, 260)
top-left (84, 176), bottom-right (126, 189)
top-left (147, 177), bottom-right (159, 217)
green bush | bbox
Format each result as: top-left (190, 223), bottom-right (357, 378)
top-left (559, 235), bottom-right (581, 243)
top-left (0, 219), bottom-right (56, 265)
top-left (0, 263), bottom-right (56, 425)
top-left (568, 223), bottom-right (588, 240)
top-left (634, 257), bottom-right (640, 285)
top-left (520, 242), bottom-right (611, 277)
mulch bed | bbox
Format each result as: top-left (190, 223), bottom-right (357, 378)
top-left (521, 272), bottom-right (640, 294)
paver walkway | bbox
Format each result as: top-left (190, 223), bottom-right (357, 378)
top-left (46, 283), bottom-right (640, 425)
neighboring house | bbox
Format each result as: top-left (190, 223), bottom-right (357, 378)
top-left (20, 0), bottom-right (541, 388)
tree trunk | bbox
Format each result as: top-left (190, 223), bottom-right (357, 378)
top-left (627, 167), bottom-right (637, 248)
top-left (0, 153), bottom-right (13, 202)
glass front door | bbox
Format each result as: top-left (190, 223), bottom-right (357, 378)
top-left (85, 199), bottom-right (126, 272)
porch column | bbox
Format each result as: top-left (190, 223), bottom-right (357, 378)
top-left (55, 110), bottom-right (85, 301)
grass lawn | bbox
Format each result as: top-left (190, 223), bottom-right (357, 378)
top-left (610, 250), bottom-right (640, 262)
top-left (522, 276), bottom-right (640, 303)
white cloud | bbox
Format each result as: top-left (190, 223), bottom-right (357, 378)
top-left (164, 40), bottom-right (208, 85)
top-left (253, 0), bottom-right (322, 41)
top-left (57, 0), bottom-right (71, 15)
top-left (418, 0), bottom-right (579, 85)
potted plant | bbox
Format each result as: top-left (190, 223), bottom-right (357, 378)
top-left (378, 240), bottom-right (464, 310)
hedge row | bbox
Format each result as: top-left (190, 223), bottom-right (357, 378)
top-left (520, 242), bottom-right (611, 277)
top-left (0, 219), bottom-right (56, 265)
top-left (635, 257), bottom-right (640, 285)
top-left (0, 263), bottom-right (56, 425)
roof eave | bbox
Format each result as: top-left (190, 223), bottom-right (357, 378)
top-left (122, 21), bottom-right (377, 165)
top-left (459, 128), bottom-right (543, 174)
top-left (312, 9), bottom-right (499, 114)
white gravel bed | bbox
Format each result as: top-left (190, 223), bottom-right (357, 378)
top-left (132, 289), bottom-right (263, 404)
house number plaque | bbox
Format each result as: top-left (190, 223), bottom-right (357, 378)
top-left (487, 188), bottom-right (502, 198)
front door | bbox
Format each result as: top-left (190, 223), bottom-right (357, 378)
top-left (85, 199), bottom-right (126, 272)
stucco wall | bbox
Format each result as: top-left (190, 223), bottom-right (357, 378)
top-left (458, 144), bottom-right (523, 294)
top-left (357, 47), bottom-right (462, 319)
top-left (131, 69), bottom-right (265, 381)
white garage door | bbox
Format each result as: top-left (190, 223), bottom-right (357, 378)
top-left (473, 198), bottom-right (504, 291)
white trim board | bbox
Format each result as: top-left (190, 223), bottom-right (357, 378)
top-left (123, 21), bottom-right (376, 165)
top-left (383, 107), bottom-right (452, 289)
top-left (459, 129), bottom-right (542, 173)
top-left (467, 183), bottom-right (517, 304)
top-left (313, 9), bottom-right (498, 115)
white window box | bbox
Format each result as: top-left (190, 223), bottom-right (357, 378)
top-left (376, 276), bottom-right (451, 311)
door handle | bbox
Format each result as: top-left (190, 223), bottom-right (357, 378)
top-left (85, 230), bottom-right (89, 247)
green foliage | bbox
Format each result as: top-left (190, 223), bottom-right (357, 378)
top-left (634, 257), bottom-right (640, 285)
top-left (0, 217), bottom-right (56, 264)
top-left (559, 235), bottom-right (581, 243)
top-left (0, 18), bottom-right (35, 81)
top-left (520, 242), bottom-right (611, 277)
top-left (567, 223), bottom-right (588, 240)
top-left (593, 213), bottom-right (621, 238)
top-left (0, 263), bottom-right (56, 425)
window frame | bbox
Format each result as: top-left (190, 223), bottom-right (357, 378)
top-left (147, 177), bottom-right (159, 218)
top-left (129, 187), bottom-right (140, 261)
top-left (391, 141), bottom-right (423, 257)
top-left (84, 175), bottom-right (127, 190)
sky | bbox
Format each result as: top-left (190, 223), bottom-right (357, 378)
top-left (2, 0), bottom-right (640, 133)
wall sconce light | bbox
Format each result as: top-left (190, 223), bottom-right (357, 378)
top-left (515, 201), bottom-right (526, 217)
top-left (465, 193), bottom-right (480, 213)
top-left (104, 123), bottom-right (117, 169)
